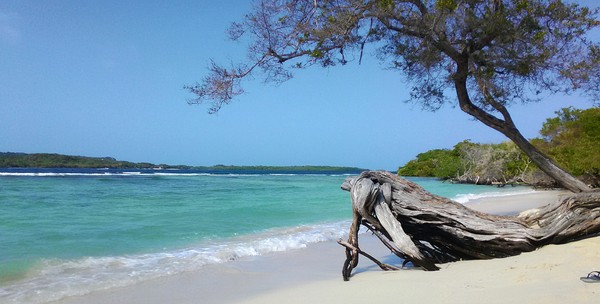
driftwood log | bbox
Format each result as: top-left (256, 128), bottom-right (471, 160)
top-left (338, 170), bottom-right (600, 281)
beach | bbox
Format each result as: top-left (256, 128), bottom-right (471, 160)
top-left (52, 189), bottom-right (600, 304)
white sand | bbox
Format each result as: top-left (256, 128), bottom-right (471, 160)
top-left (55, 189), bottom-right (600, 304)
top-left (239, 236), bottom-right (600, 304)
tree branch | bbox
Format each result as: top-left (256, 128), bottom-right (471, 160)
top-left (338, 239), bottom-right (401, 271)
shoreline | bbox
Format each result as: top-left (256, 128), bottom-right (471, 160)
top-left (464, 188), bottom-right (570, 215)
top-left (52, 188), bottom-right (600, 304)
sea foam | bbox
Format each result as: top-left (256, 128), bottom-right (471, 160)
top-left (0, 221), bottom-right (350, 304)
top-left (452, 189), bottom-right (538, 204)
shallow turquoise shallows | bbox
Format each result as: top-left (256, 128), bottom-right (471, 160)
top-left (0, 169), bottom-right (534, 303)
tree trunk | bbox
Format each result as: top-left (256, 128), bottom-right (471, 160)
top-left (505, 129), bottom-right (591, 192)
top-left (339, 171), bottom-right (600, 281)
top-left (452, 62), bottom-right (590, 193)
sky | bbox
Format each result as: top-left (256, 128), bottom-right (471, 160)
top-left (0, 1), bottom-right (598, 170)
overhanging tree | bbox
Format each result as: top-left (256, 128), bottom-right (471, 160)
top-left (186, 0), bottom-right (599, 192)
top-left (187, 0), bottom-right (600, 280)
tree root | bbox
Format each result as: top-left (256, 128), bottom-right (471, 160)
top-left (338, 239), bottom-right (400, 280)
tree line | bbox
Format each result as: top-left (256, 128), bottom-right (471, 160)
top-left (398, 107), bottom-right (599, 188)
top-left (0, 152), bottom-right (365, 173)
top-left (0, 153), bottom-right (157, 169)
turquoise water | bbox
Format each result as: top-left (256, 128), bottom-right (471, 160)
top-left (0, 169), bottom-right (534, 303)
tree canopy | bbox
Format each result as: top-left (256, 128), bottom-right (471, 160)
top-left (187, 0), bottom-right (599, 192)
top-left (398, 140), bottom-right (531, 183)
top-left (397, 148), bottom-right (462, 178)
top-left (398, 107), bottom-right (599, 186)
top-left (188, 0), bottom-right (599, 109)
top-left (533, 107), bottom-right (600, 176)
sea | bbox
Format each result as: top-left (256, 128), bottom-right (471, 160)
top-left (0, 168), bottom-right (537, 304)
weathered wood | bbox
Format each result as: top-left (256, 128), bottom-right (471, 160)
top-left (340, 170), bottom-right (600, 280)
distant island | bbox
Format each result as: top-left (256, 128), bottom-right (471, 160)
top-left (0, 152), bottom-right (366, 173)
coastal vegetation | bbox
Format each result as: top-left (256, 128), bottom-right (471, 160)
top-left (398, 107), bottom-right (599, 187)
top-left (0, 153), bottom-right (155, 169)
top-left (533, 107), bottom-right (600, 178)
top-left (398, 140), bottom-right (531, 184)
top-left (0, 152), bottom-right (365, 173)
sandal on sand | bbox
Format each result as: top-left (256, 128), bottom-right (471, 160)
top-left (580, 271), bottom-right (600, 283)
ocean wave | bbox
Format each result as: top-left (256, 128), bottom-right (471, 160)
top-left (452, 189), bottom-right (538, 204)
top-left (0, 172), bottom-right (350, 178)
top-left (0, 172), bottom-right (256, 177)
top-left (0, 172), bottom-right (112, 177)
top-left (268, 173), bottom-right (356, 177)
top-left (0, 221), bottom-right (351, 304)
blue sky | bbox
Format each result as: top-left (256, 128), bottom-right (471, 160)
top-left (0, 1), bottom-right (598, 170)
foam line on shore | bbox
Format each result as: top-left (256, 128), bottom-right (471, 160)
top-left (1, 222), bottom-right (351, 304)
